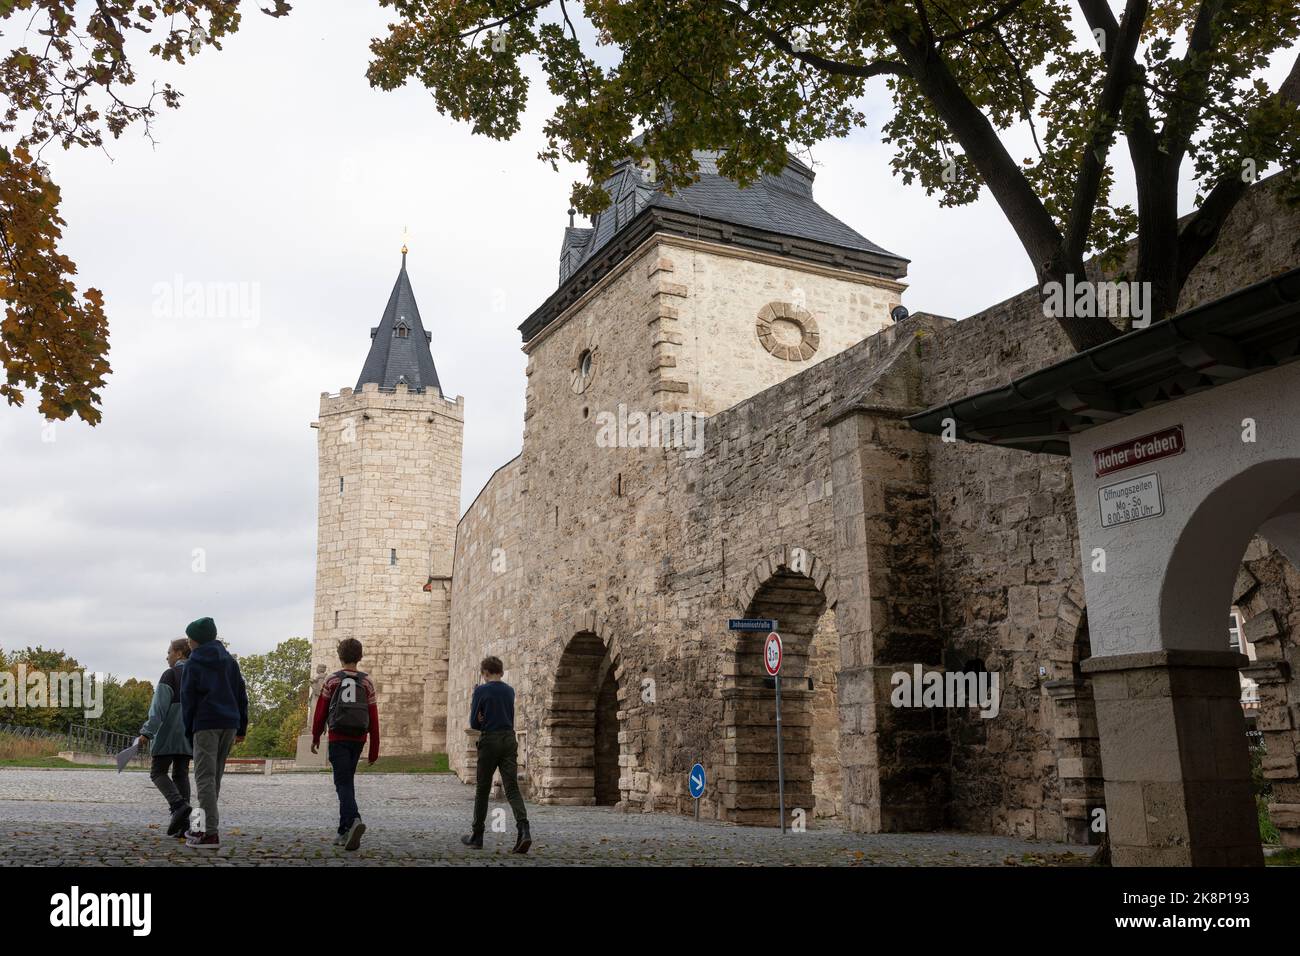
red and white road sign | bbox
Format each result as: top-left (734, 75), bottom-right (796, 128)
top-left (763, 632), bottom-right (783, 677)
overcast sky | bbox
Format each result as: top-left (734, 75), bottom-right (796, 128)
top-left (0, 2), bottom-right (1291, 682)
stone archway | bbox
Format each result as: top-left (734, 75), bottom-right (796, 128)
top-left (1080, 457), bottom-right (1300, 865)
top-left (724, 545), bottom-right (839, 827)
top-left (1234, 545), bottom-right (1300, 848)
top-left (536, 628), bottom-right (624, 806)
top-left (1044, 578), bottom-right (1106, 845)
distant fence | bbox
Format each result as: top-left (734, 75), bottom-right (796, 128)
top-left (64, 723), bottom-right (137, 757)
top-left (0, 722), bottom-right (68, 745)
top-left (0, 722), bottom-right (139, 756)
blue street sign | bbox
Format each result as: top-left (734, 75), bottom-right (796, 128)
top-left (688, 762), bottom-right (706, 799)
top-left (728, 618), bottom-right (778, 632)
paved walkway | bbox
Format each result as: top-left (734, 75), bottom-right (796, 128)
top-left (0, 768), bottom-right (1089, 866)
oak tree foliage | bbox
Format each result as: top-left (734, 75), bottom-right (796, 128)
top-left (368, 0), bottom-right (1300, 350)
top-left (0, 1), bottom-right (291, 424)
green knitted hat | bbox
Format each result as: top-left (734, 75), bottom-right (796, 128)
top-left (185, 617), bottom-right (217, 644)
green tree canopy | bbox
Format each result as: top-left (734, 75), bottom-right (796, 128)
top-left (368, 0), bottom-right (1300, 349)
top-left (94, 676), bottom-right (154, 738)
top-left (231, 637), bottom-right (310, 758)
top-left (0, 645), bottom-right (87, 731)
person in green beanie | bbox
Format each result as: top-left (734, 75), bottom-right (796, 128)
top-left (180, 616), bottom-right (248, 850)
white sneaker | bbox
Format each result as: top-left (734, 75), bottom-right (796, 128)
top-left (344, 820), bottom-right (366, 851)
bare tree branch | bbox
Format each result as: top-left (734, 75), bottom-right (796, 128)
top-left (1062, 0), bottom-right (1149, 266)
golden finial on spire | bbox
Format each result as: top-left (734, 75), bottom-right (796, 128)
top-left (401, 225), bottom-right (410, 257)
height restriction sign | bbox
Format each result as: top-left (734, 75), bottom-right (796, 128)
top-left (764, 632), bottom-right (783, 677)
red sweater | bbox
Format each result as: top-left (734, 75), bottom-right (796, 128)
top-left (311, 671), bottom-right (380, 763)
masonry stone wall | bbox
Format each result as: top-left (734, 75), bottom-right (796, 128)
top-left (312, 382), bottom-right (463, 755)
top-left (445, 172), bottom-right (1300, 839)
top-left (649, 237), bottom-right (904, 414)
top-left (448, 235), bottom-right (907, 819)
top-left (916, 173), bottom-right (1300, 839)
top-left (448, 455), bottom-right (527, 779)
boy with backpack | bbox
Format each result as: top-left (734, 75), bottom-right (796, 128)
top-left (311, 638), bottom-right (380, 850)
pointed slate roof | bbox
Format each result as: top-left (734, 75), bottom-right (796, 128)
top-left (524, 147), bottom-right (910, 342)
top-left (356, 251), bottom-right (441, 393)
top-left (565, 150), bottom-right (903, 282)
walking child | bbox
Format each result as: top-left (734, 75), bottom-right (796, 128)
top-left (311, 638), bottom-right (380, 850)
top-left (180, 616), bottom-right (248, 849)
top-left (462, 656), bottom-right (531, 853)
top-left (137, 638), bottom-right (193, 838)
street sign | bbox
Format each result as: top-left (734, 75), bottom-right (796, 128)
top-left (688, 763), bottom-right (706, 799)
top-left (729, 618), bottom-right (778, 632)
top-left (1093, 425), bottom-right (1184, 478)
top-left (764, 632), bottom-right (783, 677)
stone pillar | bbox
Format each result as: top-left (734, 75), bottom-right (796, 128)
top-left (1244, 657), bottom-right (1300, 847)
top-left (1045, 677), bottom-right (1106, 844)
top-left (1081, 650), bottom-right (1263, 866)
top-left (828, 400), bottom-right (945, 832)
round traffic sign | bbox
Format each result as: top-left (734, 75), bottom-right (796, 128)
top-left (763, 632), bottom-right (783, 677)
top-left (688, 762), bottom-right (706, 799)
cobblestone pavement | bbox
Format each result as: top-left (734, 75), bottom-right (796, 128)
top-left (0, 769), bottom-right (1089, 866)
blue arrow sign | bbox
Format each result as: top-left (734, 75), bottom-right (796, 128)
top-left (689, 762), bottom-right (706, 799)
top-left (728, 619), bottom-right (778, 632)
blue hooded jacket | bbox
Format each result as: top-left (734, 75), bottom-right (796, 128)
top-left (181, 641), bottom-right (249, 738)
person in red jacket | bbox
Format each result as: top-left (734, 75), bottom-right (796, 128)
top-left (311, 638), bottom-right (380, 851)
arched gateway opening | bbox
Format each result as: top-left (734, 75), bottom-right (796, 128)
top-left (540, 631), bottom-right (622, 806)
top-left (723, 562), bottom-right (840, 826)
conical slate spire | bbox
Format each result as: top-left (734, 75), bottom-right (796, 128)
top-left (355, 250), bottom-right (441, 393)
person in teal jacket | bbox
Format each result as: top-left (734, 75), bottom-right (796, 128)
top-left (137, 638), bottom-right (193, 838)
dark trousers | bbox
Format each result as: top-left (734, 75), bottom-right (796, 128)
top-left (149, 755), bottom-right (191, 812)
top-left (472, 730), bottom-right (528, 833)
top-left (329, 740), bottom-right (364, 834)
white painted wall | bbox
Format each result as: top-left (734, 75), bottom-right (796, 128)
top-left (1070, 360), bottom-right (1300, 656)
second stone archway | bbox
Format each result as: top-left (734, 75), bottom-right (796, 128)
top-left (536, 628), bottom-right (625, 807)
top-left (724, 546), bottom-right (841, 827)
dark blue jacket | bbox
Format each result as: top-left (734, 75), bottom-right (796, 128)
top-left (470, 680), bottom-right (515, 732)
top-left (181, 641), bottom-right (249, 738)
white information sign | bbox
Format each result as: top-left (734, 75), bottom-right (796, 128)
top-left (1098, 472), bottom-right (1164, 528)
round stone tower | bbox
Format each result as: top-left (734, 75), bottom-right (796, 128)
top-left (304, 248), bottom-right (463, 758)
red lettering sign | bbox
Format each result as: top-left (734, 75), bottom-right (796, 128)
top-left (1094, 426), bottom-right (1185, 478)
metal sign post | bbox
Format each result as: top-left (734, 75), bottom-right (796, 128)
top-left (764, 632), bottom-right (785, 834)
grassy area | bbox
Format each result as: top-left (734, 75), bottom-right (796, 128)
top-left (357, 752), bottom-right (450, 774)
top-left (1266, 847), bottom-right (1300, 866)
top-left (0, 756), bottom-right (121, 769)
top-left (0, 731), bottom-right (71, 767)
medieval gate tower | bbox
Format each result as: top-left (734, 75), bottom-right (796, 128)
top-left (308, 248), bottom-right (463, 756)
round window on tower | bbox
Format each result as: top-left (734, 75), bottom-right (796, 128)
top-left (756, 302), bottom-right (820, 361)
top-left (571, 345), bottom-right (597, 394)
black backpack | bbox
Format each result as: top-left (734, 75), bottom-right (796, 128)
top-left (326, 671), bottom-right (371, 735)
